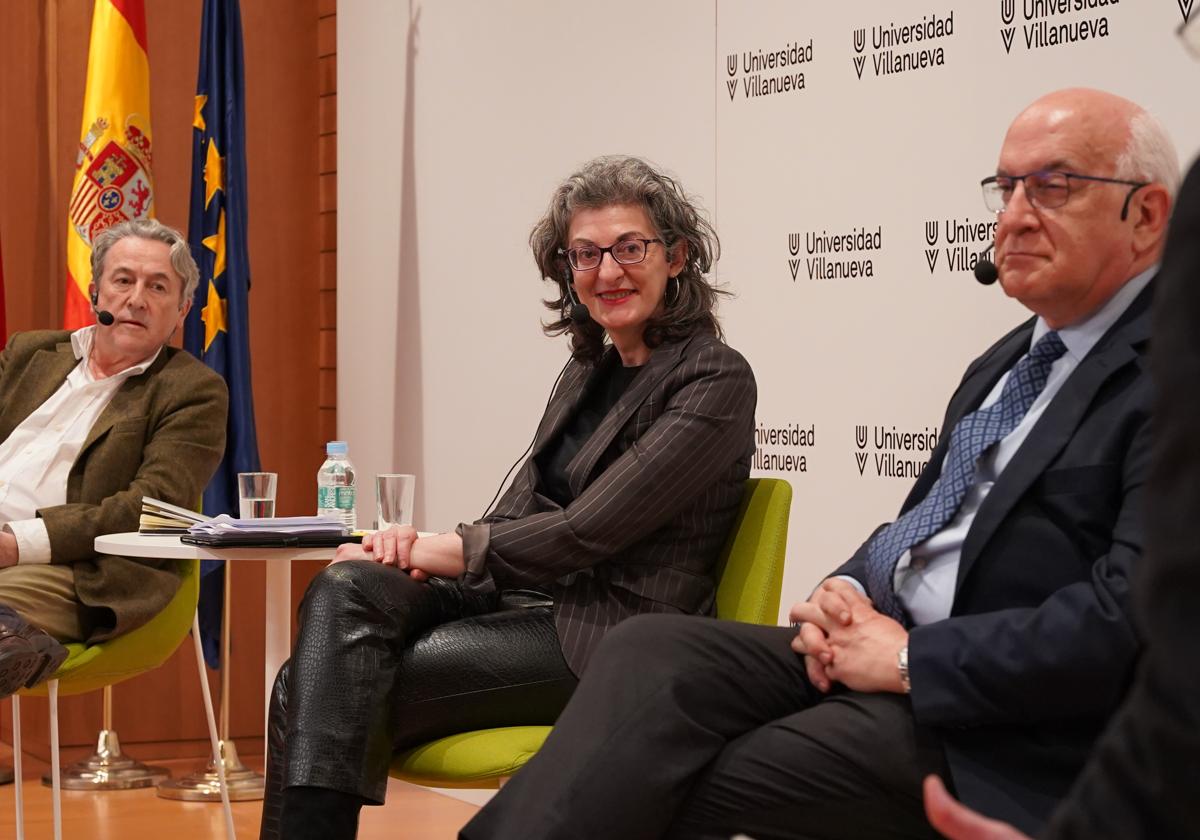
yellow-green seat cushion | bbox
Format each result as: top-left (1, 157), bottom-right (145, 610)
top-left (392, 726), bottom-right (552, 788)
top-left (19, 557), bottom-right (200, 698)
top-left (390, 479), bottom-right (792, 787)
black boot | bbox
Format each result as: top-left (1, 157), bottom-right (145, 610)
top-left (259, 661), bottom-right (365, 840)
top-left (259, 660), bottom-right (292, 840)
top-left (280, 786), bottom-right (363, 840)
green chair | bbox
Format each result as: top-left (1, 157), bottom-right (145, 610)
top-left (9, 558), bottom-right (234, 840)
top-left (20, 558), bottom-right (200, 696)
top-left (390, 477), bottom-right (793, 789)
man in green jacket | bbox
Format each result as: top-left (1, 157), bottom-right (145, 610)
top-left (0, 218), bottom-right (227, 698)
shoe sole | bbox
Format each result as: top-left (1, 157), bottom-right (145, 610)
top-left (25, 638), bottom-right (69, 687)
top-left (0, 638), bottom-right (69, 697)
top-left (0, 644), bottom-right (42, 697)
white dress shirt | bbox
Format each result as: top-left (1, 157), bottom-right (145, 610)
top-left (0, 327), bottom-right (160, 564)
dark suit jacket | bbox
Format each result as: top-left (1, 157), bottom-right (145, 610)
top-left (460, 332), bottom-right (757, 674)
top-left (834, 287), bottom-right (1153, 833)
top-left (0, 330), bottom-right (228, 641)
top-left (1039, 161), bottom-right (1200, 839)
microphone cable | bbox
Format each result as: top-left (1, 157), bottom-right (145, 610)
top-left (480, 356), bottom-right (573, 518)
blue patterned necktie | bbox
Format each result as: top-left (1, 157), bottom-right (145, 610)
top-left (865, 331), bottom-right (1068, 623)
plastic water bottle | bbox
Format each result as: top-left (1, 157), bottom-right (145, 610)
top-left (317, 440), bottom-right (357, 529)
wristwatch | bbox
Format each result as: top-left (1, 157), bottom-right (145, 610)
top-left (897, 645), bottom-right (912, 694)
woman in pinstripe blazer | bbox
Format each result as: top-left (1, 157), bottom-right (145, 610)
top-left (260, 156), bottom-right (757, 840)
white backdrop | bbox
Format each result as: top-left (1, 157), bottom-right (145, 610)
top-left (340, 0), bottom-right (1199, 622)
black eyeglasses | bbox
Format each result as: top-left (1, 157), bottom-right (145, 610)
top-left (981, 170), bottom-right (1149, 221)
top-left (561, 238), bottom-right (664, 271)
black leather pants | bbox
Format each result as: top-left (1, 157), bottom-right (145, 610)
top-left (259, 561), bottom-right (577, 840)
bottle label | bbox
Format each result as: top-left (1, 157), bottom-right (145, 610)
top-left (319, 485), bottom-right (356, 511)
top-left (318, 486), bottom-right (335, 509)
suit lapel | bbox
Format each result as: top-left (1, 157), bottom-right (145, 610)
top-left (0, 343), bottom-right (78, 440)
top-left (957, 288), bottom-right (1152, 586)
top-left (502, 355), bottom-right (603, 503)
top-left (950, 328), bottom-right (1035, 422)
top-left (79, 347), bottom-right (168, 454)
top-left (901, 323), bottom-right (1034, 515)
top-left (565, 337), bottom-right (689, 498)
top-left (530, 357), bottom-right (604, 460)
top-left (80, 375), bottom-right (142, 453)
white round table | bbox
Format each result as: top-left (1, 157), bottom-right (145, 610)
top-left (94, 532), bottom-right (336, 752)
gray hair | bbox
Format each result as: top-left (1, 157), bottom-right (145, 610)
top-left (90, 218), bottom-right (200, 304)
top-left (1115, 110), bottom-right (1180, 200)
top-left (531, 155), bottom-right (726, 364)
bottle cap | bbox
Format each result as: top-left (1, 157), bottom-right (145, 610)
top-left (326, 440), bottom-right (348, 456)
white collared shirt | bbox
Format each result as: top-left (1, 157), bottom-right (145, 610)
top-left (890, 267), bottom-right (1155, 624)
top-left (0, 327), bottom-right (160, 564)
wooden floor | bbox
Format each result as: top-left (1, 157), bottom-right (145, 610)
top-left (0, 754), bottom-right (482, 839)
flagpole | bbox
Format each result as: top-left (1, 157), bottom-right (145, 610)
top-left (164, 0), bottom-right (265, 803)
top-left (221, 565), bottom-right (231, 741)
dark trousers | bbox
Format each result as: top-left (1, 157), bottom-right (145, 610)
top-left (259, 561), bottom-right (577, 839)
top-left (463, 613), bottom-right (947, 840)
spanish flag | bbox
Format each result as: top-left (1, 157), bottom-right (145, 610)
top-left (64, 0), bottom-right (153, 329)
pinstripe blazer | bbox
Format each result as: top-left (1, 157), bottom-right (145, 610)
top-left (459, 332), bottom-right (756, 674)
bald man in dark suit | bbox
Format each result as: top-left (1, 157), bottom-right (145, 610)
top-left (924, 148), bottom-right (1200, 840)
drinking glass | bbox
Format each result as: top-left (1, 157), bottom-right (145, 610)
top-left (376, 474), bottom-right (415, 529)
top-left (238, 472), bottom-right (278, 519)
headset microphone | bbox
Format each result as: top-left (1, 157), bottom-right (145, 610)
top-left (90, 290), bottom-right (116, 326)
top-left (562, 267), bottom-right (590, 323)
top-left (567, 286), bottom-right (591, 323)
top-left (974, 242), bottom-right (999, 286)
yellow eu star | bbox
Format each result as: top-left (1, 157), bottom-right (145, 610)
top-left (204, 137), bottom-right (224, 209)
top-left (200, 280), bottom-right (228, 353)
top-left (202, 209), bottom-right (227, 280)
top-left (193, 94), bottom-right (207, 132)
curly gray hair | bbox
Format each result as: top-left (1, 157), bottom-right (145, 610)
top-left (530, 155), bottom-right (726, 364)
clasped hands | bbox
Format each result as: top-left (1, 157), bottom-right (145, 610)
top-left (331, 525), bottom-right (466, 581)
top-left (788, 577), bottom-right (909, 695)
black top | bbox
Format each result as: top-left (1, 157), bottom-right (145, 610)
top-left (536, 361), bottom-right (643, 507)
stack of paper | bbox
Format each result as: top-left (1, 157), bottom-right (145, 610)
top-left (140, 497), bottom-right (211, 535)
top-left (187, 514), bottom-right (348, 536)
top-left (181, 514), bottom-right (353, 548)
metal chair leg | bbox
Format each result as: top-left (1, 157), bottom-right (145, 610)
top-left (12, 694), bottom-right (23, 840)
top-left (49, 679), bottom-right (61, 840)
top-left (191, 613), bottom-right (236, 839)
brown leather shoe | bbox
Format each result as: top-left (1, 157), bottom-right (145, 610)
top-left (0, 606), bottom-right (69, 698)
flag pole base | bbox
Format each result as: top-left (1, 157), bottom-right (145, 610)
top-left (42, 729), bottom-right (170, 790)
top-left (157, 738), bottom-right (264, 801)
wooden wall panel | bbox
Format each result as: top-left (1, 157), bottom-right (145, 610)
top-left (316, 0), bottom-right (336, 496)
top-left (0, 1), bottom-right (71, 330)
top-left (0, 0), bottom-right (333, 761)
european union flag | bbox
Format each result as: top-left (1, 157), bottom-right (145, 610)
top-left (183, 0), bottom-right (259, 670)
